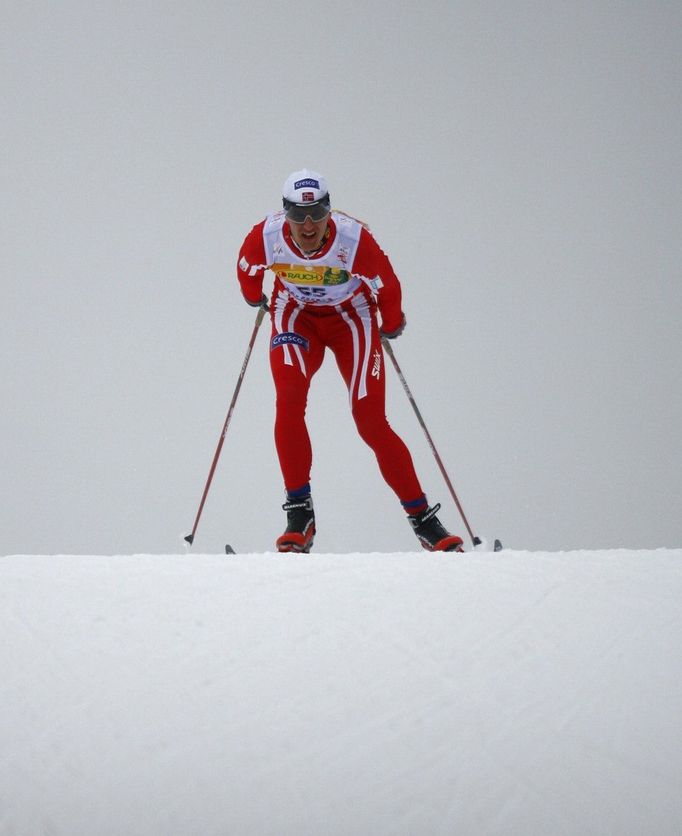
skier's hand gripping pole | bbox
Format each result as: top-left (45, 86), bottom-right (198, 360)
top-left (184, 306), bottom-right (267, 546)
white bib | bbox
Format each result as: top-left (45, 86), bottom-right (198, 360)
top-left (263, 211), bottom-right (364, 306)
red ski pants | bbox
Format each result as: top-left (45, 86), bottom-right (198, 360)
top-left (269, 290), bottom-right (424, 506)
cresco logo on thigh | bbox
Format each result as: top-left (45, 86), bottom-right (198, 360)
top-left (271, 332), bottom-right (310, 351)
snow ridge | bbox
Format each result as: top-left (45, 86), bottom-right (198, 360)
top-left (2, 549), bottom-right (681, 835)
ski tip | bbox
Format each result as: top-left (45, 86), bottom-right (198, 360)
top-left (493, 539), bottom-right (503, 552)
top-left (225, 544), bottom-right (236, 555)
top-left (184, 534), bottom-right (194, 546)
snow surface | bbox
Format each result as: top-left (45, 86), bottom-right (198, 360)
top-left (2, 549), bottom-right (681, 836)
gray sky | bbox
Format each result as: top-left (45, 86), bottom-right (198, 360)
top-left (2, 1), bottom-right (681, 554)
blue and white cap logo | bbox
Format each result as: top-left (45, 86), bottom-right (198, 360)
top-left (294, 178), bottom-right (320, 190)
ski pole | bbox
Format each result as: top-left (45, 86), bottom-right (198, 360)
top-left (185, 305), bottom-right (267, 546)
top-left (381, 336), bottom-right (482, 548)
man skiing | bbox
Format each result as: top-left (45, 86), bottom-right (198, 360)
top-left (237, 168), bottom-right (463, 554)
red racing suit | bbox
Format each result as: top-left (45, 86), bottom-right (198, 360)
top-left (236, 210), bottom-right (426, 510)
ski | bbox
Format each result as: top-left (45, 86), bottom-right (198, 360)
top-left (225, 541), bottom-right (503, 554)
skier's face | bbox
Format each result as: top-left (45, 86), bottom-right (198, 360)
top-left (288, 213), bottom-right (329, 254)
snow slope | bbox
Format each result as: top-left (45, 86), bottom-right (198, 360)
top-left (2, 549), bottom-right (681, 836)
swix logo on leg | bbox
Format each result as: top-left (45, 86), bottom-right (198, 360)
top-left (371, 349), bottom-right (382, 379)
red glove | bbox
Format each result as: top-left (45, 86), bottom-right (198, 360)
top-left (245, 293), bottom-right (269, 312)
top-left (380, 313), bottom-right (406, 340)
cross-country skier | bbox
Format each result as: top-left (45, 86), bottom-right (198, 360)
top-left (237, 168), bottom-right (463, 554)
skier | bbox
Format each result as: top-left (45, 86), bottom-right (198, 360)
top-left (237, 168), bottom-right (463, 554)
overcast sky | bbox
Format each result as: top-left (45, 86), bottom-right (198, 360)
top-left (2, 1), bottom-right (681, 554)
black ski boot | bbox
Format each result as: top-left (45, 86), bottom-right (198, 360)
top-left (276, 495), bottom-right (315, 553)
top-left (408, 503), bottom-right (464, 552)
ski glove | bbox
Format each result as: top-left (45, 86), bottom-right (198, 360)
top-left (380, 314), bottom-right (406, 340)
top-left (245, 293), bottom-right (269, 312)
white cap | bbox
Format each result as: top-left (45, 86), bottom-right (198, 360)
top-left (282, 168), bottom-right (329, 205)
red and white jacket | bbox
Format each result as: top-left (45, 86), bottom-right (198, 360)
top-left (237, 210), bottom-right (404, 332)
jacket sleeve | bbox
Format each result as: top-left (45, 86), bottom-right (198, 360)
top-left (352, 227), bottom-right (404, 333)
top-left (236, 220), bottom-right (268, 305)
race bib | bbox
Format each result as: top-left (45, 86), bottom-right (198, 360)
top-left (271, 262), bottom-right (351, 287)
